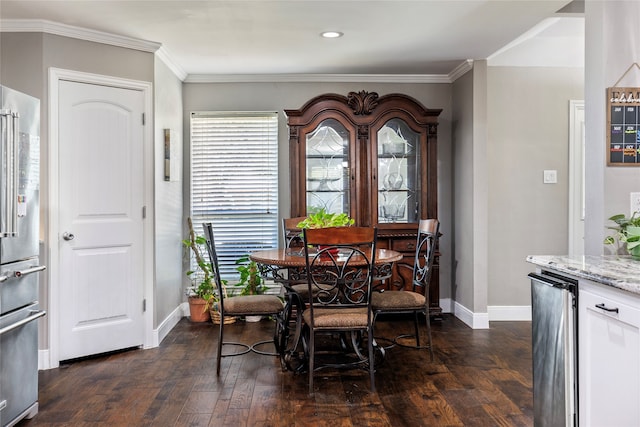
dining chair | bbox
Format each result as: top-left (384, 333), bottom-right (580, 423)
top-left (273, 216), bottom-right (308, 371)
top-left (202, 222), bottom-right (285, 375)
top-left (302, 226), bottom-right (378, 394)
top-left (282, 216), bottom-right (306, 249)
top-left (371, 219), bottom-right (439, 360)
top-left (281, 216), bottom-right (312, 297)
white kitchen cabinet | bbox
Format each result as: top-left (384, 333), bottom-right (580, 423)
top-left (578, 279), bottom-right (640, 427)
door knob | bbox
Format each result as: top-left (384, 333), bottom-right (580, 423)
top-left (62, 232), bottom-right (75, 241)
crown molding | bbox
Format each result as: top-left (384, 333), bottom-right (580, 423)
top-left (155, 47), bottom-right (187, 81)
top-left (1, 18), bottom-right (472, 84)
top-left (184, 73), bottom-right (453, 84)
top-left (0, 19), bottom-right (161, 53)
top-left (448, 60), bottom-right (474, 82)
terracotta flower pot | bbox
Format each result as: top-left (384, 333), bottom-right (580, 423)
top-left (188, 297), bottom-right (211, 322)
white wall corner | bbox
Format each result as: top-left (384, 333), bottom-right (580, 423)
top-left (453, 301), bottom-right (490, 329)
top-left (154, 304), bottom-right (185, 347)
top-left (438, 298), bottom-right (454, 313)
top-left (38, 349), bottom-right (51, 370)
top-left (448, 59), bottom-right (474, 82)
top-left (488, 305), bottom-right (532, 321)
top-left (156, 46), bottom-right (187, 81)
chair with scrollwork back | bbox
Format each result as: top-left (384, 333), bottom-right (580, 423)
top-left (281, 216), bottom-right (312, 296)
top-left (275, 217), bottom-right (309, 370)
top-left (302, 226), bottom-right (378, 394)
top-left (202, 222), bottom-right (285, 375)
top-left (371, 219), bottom-right (439, 360)
top-left (282, 216), bottom-right (306, 250)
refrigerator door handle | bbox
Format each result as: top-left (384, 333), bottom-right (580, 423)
top-left (14, 265), bottom-right (46, 278)
top-left (0, 309), bottom-right (46, 336)
top-left (0, 110), bottom-right (18, 237)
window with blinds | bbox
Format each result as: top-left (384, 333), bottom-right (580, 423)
top-left (190, 112), bottom-right (278, 282)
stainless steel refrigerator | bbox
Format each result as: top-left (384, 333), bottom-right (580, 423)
top-left (0, 85), bottom-right (46, 427)
top-left (529, 270), bottom-right (578, 427)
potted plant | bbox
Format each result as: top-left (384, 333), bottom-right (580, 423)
top-left (296, 207), bottom-right (354, 230)
top-left (296, 208), bottom-right (355, 258)
top-left (183, 217), bottom-right (216, 322)
top-left (604, 213), bottom-right (640, 258)
top-left (234, 255), bottom-right (268, 322)
top-left (235, 255), bottom-right (267, 296)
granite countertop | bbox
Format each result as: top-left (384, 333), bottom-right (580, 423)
top-left (526, 255), bottom-right (640, 295)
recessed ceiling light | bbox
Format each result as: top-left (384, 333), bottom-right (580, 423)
top-left (321, 31), bottom-right (343, 39)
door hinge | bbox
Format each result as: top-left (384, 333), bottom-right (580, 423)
top-left (142, 113), bottom-right (145, 125)
top-left (142, 206), bottom-right (146, 219)
top-left (143, 298), bottom-right (146, 312)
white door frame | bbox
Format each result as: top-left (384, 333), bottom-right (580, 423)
top-left (569, 100), bottom-right (585, 257)
top-left (48, 68), bottom-right (155, 368)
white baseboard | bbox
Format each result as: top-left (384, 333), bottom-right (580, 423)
top-left (39, 349), bottom-right (50, 370)
top-left (453, 301), bottom-right (490, 329)
top-left (488, 305), bottom-right (532, 321)
top-left (439, 298), bottom-right (531, 327)
top-left (154, 304), bottom-right (185, 346)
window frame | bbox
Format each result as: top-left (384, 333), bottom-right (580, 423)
top-left (189, 111), bottom-right (279, 285)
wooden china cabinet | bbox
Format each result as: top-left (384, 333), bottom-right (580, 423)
top-left (285, 91), bottom-right (442, 315)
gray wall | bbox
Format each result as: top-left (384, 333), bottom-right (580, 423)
top-left (182, 82), bottom-right (454, 303)
top-left (0, 32), bottom-right (157, 349)
top-left (585, 0), bottom-right (640, 255)
top-left (450, 62), bottom-right (584, 323)
top-left (153, 57), bottom-right (184, 326)
top-left (487, 66), bottom-right (584, 307)
top-left (452, 70), bottom-right (475, 313)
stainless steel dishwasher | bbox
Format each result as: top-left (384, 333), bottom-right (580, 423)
top-left (529, 270), bottom-right (578, 427)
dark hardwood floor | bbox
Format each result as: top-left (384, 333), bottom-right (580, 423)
top-left (19, 314), bottom-right (532, 426)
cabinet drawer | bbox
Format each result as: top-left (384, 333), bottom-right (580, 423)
top-left (580, 286), bottom-right (640, 328)
top-left (391, 238), bottom-right (417, 253)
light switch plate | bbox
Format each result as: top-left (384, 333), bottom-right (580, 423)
top-left (543, 170), bottom-right (557, 184)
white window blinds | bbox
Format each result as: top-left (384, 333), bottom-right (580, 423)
top-left (190, 112), bottom-right (278, 280)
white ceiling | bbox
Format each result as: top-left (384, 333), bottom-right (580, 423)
top-left (0, 0), bottom-right (584, 81)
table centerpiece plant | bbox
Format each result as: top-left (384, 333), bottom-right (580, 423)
top-left (296, 208), bottom-right (355, 257)
top-left (604, 212), bottom-right (640, 258)
top-left (296, 207), bottom-right (354, 230)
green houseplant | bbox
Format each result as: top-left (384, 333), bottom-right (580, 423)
top-left (183, 217), bottom-right (217, 322)
top-left (296, 207), bottom-right (354, 230)
top-left (234, 255), bottom-right (268, 322)
top-left (604, 213), bottom-right (640, 258)
top-left (235, 255), bottom-right (267, 296)
top-left (296, 208), bottom-right (355, 258)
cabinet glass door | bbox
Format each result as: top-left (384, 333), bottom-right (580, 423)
top-left (305, 118), bottom-right (350, 214)
top-left (377, 118), bottom-right (420, 223)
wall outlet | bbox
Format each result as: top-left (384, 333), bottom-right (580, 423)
top-left (631, 192), bottom-right (640, 216)
top-left (543, 170), bottom-right (557, 184)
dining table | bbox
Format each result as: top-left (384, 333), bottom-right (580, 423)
top-left (249, 247), bottom-right (403, 371)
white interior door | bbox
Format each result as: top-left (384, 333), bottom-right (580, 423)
top-left (57, 80), bottom-right (145, 361)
